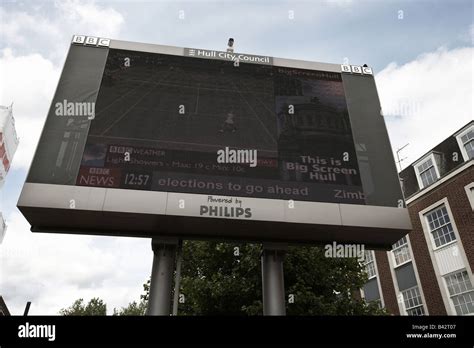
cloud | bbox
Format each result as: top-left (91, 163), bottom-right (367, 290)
top-left (470, 24), bottom-right (474, 45)
top-left (0, 1), bottom-right (141, 316)
top-left (0, 49), bottom-right (59, 171)
top-left (0, 212), bottom-right (152, 315)
top-left (0, 0), bottom-right (124, 62)
top-left (0, 1), bottom-right (472, 316)
top-left (56, 0), bottom-right (124, 39)
top-left (376, 45), bottom-right (473, 168)
top-left (325, 0), bottom-right (353, 6)
top-left (0, 7), bottom-right (62, 49)
top-left (0, 1), bottom-right (125, 170)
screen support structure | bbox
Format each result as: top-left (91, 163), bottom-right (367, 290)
top-left (147, 238), bottom-right (179, 315)
top-left (261, 243), bottom-right (287, 315)
top-left (172, 240), bottom-right (183, 316)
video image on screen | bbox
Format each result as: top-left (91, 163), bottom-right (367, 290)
top-left (77, 49), bottom-right (365, 204)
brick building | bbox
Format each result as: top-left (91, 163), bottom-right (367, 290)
top-left (361, 120), bottom-right (474, 315)
top-left (0, 104), bottom-right (19, 244)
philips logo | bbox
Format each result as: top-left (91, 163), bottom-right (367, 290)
top-left (200, 205), bottom-right (252, 219)
top-left (72, 35), bottom-right (110, 48)
top-left (200, 196), bottom-right (252, 219)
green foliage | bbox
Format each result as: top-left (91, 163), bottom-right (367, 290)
top-left (60, 297), bottom-right (147, 316)
top-left (61, 241), bottom-right (388, 316)
top-left (113, 300), bottom-right (147, 316)
top-left (142, 241), bottom-right (387, 316)
top-left (59, 297), bottom-right (106, 316)
top-left (177, 241), bottom-right (261, 315)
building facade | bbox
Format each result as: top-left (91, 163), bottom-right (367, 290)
top-left (361, 121), bottom-right (474, 315)
top-left (0, 104), bottom-right (19, 244)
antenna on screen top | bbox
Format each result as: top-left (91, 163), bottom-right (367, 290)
top-left (227, 38), bottom-right (234, 53)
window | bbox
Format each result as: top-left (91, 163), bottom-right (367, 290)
top-left (392, 236), bottom-right (411, 266)
top-left (363, 250), bottom-right (376, 279)
top-left (456, 125), bottom-right (474, 161)
top-left (402, 286), bottom-right (425, 316)
top-left (425, 205), bottom-right (456, 248)
top-left (414, 154), bottom-right (440, 189)
top-left (465, 183), bottom-right (474, 211)
top-left (444, 270), bottom-right (474, 315)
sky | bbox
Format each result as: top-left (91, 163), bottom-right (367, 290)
top-left (0, 0), bottom-right (472, 315)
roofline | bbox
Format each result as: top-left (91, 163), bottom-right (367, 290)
top-left (405, 159), bottom-right (473, 204)
top-left (402, 120), bottom-right (474, 173)
top-left (453, 120), bottom-right (474, 137)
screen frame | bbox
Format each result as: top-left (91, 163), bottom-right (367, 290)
top-left (17, 37), bottom-right (412, 249)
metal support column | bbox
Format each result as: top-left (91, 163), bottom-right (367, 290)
top-left (147, 238), bottom-right (178, 316)
top-left (172, 240), bottom-right (183, 316)
top-left (261, 243), bottom-right (287, 316)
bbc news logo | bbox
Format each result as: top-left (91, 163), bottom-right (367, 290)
top-left (340, 64), bottom-right (373, 75)
top-left (71, 35), bottom-right (110, 48)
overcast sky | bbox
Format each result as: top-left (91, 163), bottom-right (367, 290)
top-left (0, 0), bottom-right (472, 315)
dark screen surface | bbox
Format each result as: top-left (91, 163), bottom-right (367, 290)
top-left (27, 45), bottom-right (108, 185)
top-left (342, 74), bottom-right (405, 208)
top-left (75, 49), bottom-right (365, 204)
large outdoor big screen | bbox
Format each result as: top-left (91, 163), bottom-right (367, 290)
top-left (18, 38), bottom-right (411, 248)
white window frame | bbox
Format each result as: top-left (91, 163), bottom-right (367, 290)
top-left (363, 250), bottom-right (377, 280)
top-left (401, 285), bottom-right (425, 316)
top-left (465, 182), bottom-right (474, 211)
top-left (442, 269), bottom-right (474, 316)
top-left (423, 203), bottom-right (457, 251)
top-left (361, 250), bottom-right (385, 308)
top-left (386, 237), bottom-right (429, 316)
top-left (413, 153), bottom-right (441, 189)
top-left (419, 198), bottom-right (474, 314)
top-left (406, 161), bottom-right (473, 205)
top-left (455, 124), bottom-right (474, 162)
top-left (391, 236), bottom-right (412, 268)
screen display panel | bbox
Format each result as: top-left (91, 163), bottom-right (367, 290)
top-left (76, 49), bottom-right (364, 205)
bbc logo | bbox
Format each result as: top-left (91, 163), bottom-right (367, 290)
top-left (72, 35), bottom-right (110, 48)
top-left (340, 64), bottom-right (373, 75)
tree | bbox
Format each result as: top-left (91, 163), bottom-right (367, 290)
top-left (59, 298), bottom-right (106, 316)
top-left (142, 241), bottom-right (386, 316)
top-left (60, 297), bottom-right (147, 316)
top-left (61, 241), bottom-right (386, 316)
top-left (113, 300), bottom-right (147, 316)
